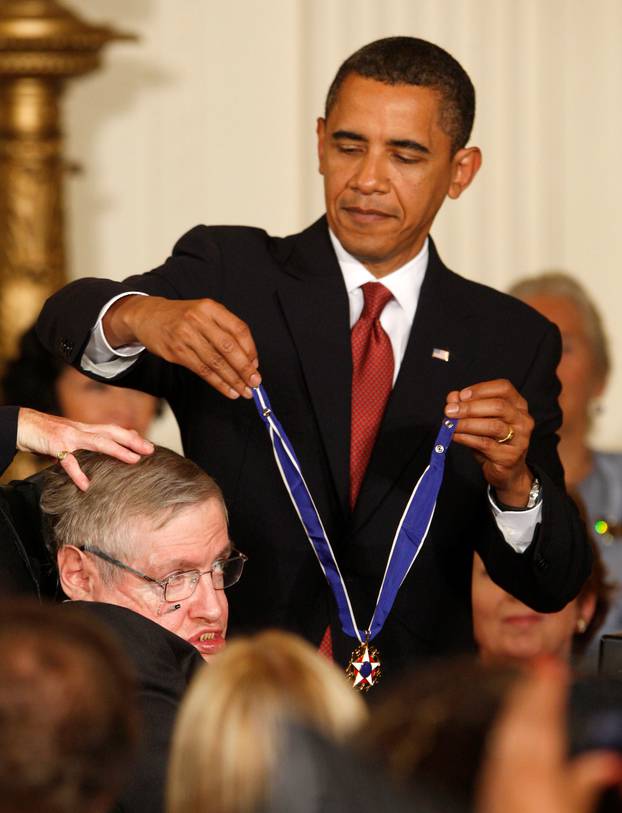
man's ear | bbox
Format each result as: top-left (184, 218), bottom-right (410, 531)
top-left (316, 117), bottom-right (327, 175)
top-left (448, 146), bottom-right (482, 200)
top-left (57, 546), bottom-right (97, 600)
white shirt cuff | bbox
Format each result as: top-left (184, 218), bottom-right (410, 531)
top-left (488, 486), bottom-right (542, 553)
top-left (81, 291), bottom-right (148, 379)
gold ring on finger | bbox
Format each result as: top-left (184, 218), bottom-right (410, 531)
top-left (497, 427), bottom-right (514, 444)
top-left (56, 450), bottom-right (70, 461)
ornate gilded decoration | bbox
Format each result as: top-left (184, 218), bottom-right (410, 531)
top-left (0, 1), bottom-right (134, 364)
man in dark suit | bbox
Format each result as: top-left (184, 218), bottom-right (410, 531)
top-left (36, 37), bottom-right (590, 677)
top-left (40, 446), bottom-right (246, 812)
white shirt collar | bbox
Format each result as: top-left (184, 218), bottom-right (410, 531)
top-left (328, 230), bottom-right (429, 322)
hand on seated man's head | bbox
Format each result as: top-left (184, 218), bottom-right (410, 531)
top-left (17, 406), bottom-right (154, 490)
top-left (41, 447), bottom-right (246, 661)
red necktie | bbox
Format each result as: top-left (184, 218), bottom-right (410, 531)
top-left (318, 282), bottom-right (394, 661)
top-left (350, 282), bottom-right (394, 508)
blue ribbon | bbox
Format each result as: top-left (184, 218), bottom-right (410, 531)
top-left (252, 384), bottom-right (455, 644)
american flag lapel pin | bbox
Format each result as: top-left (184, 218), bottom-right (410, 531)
top-left (432, 348), bottom-right (450, 362)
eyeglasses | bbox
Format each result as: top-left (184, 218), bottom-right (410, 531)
top-left (78, 545), bottom-right (248, 603)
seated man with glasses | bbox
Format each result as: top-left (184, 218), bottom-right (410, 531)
top-left (39, 445), bottom-right (247, 813)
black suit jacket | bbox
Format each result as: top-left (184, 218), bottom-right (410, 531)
top-left (0, 407), bottom-right (55, 598)
top-left (37, 216), bottom-right (591, 675)
top-left (63, 601), bottom-right (203, 813)
top-left (0, 406), bottom-right (18, 473)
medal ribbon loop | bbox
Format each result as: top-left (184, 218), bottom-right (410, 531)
top-left (252, 384), bottom-right (455, 645)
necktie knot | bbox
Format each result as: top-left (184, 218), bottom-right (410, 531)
top-left (360, 282), bottom-right (393, 322)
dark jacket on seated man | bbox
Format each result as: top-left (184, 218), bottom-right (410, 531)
top-left (0, 414), bottom-right (215, 813)
top-left (0, 406), bottom-right (54, 597)
top-left (64, 602), bottom-right (203, 813)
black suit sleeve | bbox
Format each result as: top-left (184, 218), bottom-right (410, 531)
top-left (63, 602), bottom-right (203, 813)
top-left (35, 228), bottom-right (227, 404)
top-left (35, 226), bottom-right (222, 369)
top-left (477, 320), bottom-right (592, 611)
top-left (0, 405), bottom-right (19, 475)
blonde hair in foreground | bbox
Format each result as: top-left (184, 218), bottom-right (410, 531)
top-left (167, 630), bottom-right (367, 813)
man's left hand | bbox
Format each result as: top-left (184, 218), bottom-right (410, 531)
top-left (445, 379), bottom-right (534, 508)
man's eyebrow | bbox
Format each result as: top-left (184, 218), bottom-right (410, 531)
top-left (161, 559), bottom-right (199, 574)
top-left (217, 542), bottom-right (233, 561)
top-left (331, 130), bottom-right (430, 155)
top-left (332, 130), bottom-right (367, 142)
top-left (387, 138), bottom-right (430, 154)
top-left (159, 545), bottom-right (232, 575)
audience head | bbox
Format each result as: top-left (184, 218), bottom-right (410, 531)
top-left (167, 629), bottom-right (367, 813)
top-left (40, 447), bottom-right (245, 661)
top-left (509, 272), bottom-right (609, 438)
top-left (0, 599), bottom-right (137, 813)
top-left (362, 657), bottom-right (519, 809)
top-left (1, 325), bottom-right (159, 435)
top-left (472, 542), bottom-right (611, 666)
top-left (325, 37), bottom-right (476, 153)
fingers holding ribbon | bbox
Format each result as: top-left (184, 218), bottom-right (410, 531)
top-left (445, 379), bottom-right (535, 507)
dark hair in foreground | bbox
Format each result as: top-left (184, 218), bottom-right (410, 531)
top-left (325, 36), bottom-right (476, 152)
top-left (0, 599), bottom-right (138, 813)
top-left (363, 657), bottom-right (519, 808)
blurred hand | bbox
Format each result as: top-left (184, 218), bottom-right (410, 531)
top-left (478, 657), bottom-right (622, 813)
top-left (104, 294), bottom-right (261, 400)
top-left (16, 407), bottom-right (154, 491)
top-left (445, 379), bottom-right (534, 507)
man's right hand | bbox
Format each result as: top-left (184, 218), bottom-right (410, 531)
top-left (104, 295), bottom-right (261, 400)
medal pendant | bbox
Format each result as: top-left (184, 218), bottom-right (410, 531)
top-left (346, 640), bottom-right (381, 692)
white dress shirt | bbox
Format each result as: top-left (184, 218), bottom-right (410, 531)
top-left (82, 231), bottom-right (541, 551)
top-left (330, 231), bottom-right (428, 385)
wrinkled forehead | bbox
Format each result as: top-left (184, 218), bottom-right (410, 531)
top-left (128, 499), bottom-right (231, 572)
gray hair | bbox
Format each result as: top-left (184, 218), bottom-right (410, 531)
top-left (40, 446), bottom-right (226, 583)
top-left (508, 271), bottom-right (610, 382)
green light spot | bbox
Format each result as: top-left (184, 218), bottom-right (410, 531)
top-left (594, 520), bottom-right (609, 535)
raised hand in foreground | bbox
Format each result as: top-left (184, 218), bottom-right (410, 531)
top-left (478, 657), bottom-right (622, 813)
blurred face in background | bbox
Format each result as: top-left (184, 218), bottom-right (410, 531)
top-left (55, 366), bottom-right (158, 436)
top-left (471, 552), bottom-right (595, 665)
top-left (521, 294), bottom-right (605, 437)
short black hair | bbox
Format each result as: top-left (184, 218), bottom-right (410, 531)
top-left (325, 36), bottom-right (475, 153)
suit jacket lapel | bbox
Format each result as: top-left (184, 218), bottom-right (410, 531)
top-left (353, 239), bottom-right (478, 530)
top-left (275, 218), bottom-right (352, 517)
